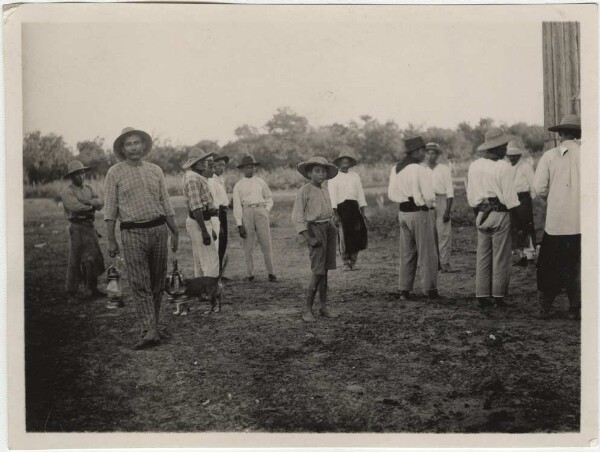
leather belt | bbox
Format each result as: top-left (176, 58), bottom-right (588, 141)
top-left (120, 216), bottom-right (166, 230)
top-left (399, 197), bottom-right (430, 213)
top-left (69, 216), bottom-right (94, 224)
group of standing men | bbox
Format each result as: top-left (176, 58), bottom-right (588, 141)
top-left (61, 114), bottom-right (582, 349)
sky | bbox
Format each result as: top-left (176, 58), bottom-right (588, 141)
top-left (22, 16), bottom-right (544, 150)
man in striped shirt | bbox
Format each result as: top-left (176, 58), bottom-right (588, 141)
top-left (104, 127), bottom-right (179, 350)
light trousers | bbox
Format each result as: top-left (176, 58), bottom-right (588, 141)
top-left (435, 194), bottom-right (452, 267)
top-left (241, 206), bottom-right (274, 277)
top-left (398, 210), bottom-right (438, 292)
top-left (186, 217), bottom-right (220, 278)
top-left (475, 212), bottom-right (512, 297)
top-left (121, 224), bottom-right (168, 334)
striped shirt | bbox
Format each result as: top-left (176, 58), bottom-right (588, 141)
top-left (183, 170), bottom-right (214, 212)
top-left (291, 183), bottom-right (334, 234)
top-left (103, 161), bottom-right (175, 222)
top-left (61, 184), bottom-right (102, 219)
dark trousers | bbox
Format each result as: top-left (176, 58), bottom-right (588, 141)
top-left (218, 207), bottom-right (228, 270)
top-left (537, 233), bottom-right (581, 310)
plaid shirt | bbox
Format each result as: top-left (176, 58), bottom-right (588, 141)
top-left (103, 161), bottom-right (175, 222)
top-left (183, 170), bottom-right (215, 212)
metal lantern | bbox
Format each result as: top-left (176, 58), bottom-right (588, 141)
top-left (106, 257), bottom-right (124, 309)
top-left (165, 254), bottom-right (187, 302)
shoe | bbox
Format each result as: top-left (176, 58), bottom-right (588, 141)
top-left (427, 290), bottom-right (445, 301)
top-left (246, 276), bottom-right (255, 282)
top-left (268, 274), bottom-right (277, 282)
top-left (398, 291), bottom-right (410, 301)
top-left (478, 297), bottom-right (493, 308)
top-left (133, 330), bottom-right (161, 350)
top-left (493, 298), bottom-right (510, 308)
top-left (351, 265), bottom-right (360, 271)
top-left (343, 264), bottom-right (352, 271)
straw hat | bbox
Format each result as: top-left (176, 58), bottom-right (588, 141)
top-left (182, 147), bottom-right (215, 169)
top-left (404, 136), bottom-right (426, 154)
top-left (425, 142), bottom-right (442, 154)
top-left (64, 160), bottom-right (92, 179)
top-left (333, 149), bottom-right (358, 168)
top-left (476, 128), bottom-right (511, 152)
top-left (548, 114), bottom-right (581, 133)
top-left (237, 155), bottom-right (260, 168)
top-left (112, 127), bottom-right (153, 161)
top-left (214, 154), bottom-right (230, 164)
top-left (297, 156), bottom-right (338, 180)
top-left (506, 140), bottom-right (523, 156)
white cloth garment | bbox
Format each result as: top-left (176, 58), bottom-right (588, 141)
top-left (328, 171), bottom-right (367, 208)
top-left (210, 175), bottom-right (230, 207)
top-left (232, 176), bottom-right (274, 227)
top-left (534, 139), bottom-right (580, 235)
top-left (388, 164), bottom-right (435, 208)
top-left (509, 159), bottom-right (536, 198)
top-left (466, 158), bottom-right (520, 209)
top-left (429, 163), bottom-right (454, 197)
top-left (185, 217), bottom-right (220, 278)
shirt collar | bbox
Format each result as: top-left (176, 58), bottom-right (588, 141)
top-left (559, 139), bottom-right (579, 156)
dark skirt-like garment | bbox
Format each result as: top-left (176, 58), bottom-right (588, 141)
top-left (537, 232), bottom-right (580, 296)
top-left (511, 192), bottom-right (535, 249)
top-left (337, 199), bottom-right (368, 255)
top-left (66, 222), bottom-right (106, 293)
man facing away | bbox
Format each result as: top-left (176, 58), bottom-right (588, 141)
top-left (232, 155), bottom-right (277, 282)
top-left (104, 127), bottom-right (179, 350)
top-left (467, 128), bottom-right (520, 309)
top-left (423, 142), bottom-right (454, 273)
top-left (388, 136), bottom-right (441, 301)
top-left (61, 160), bottom-right (106, 303)
top-left (328, 149), bottom-right (368, 271)
top-left (534, 114), bottom-right (581, 320)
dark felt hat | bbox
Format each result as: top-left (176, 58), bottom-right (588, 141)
top-left (404, 136), bottom-right (426, 154)
top-left (237, 155), bottom-right (260, 168)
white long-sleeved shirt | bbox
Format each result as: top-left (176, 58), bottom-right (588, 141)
top-left (534, 140), bottom-right (580, 235)
top-left (424, 163), bottom-right (454, 197)
top-left (327, 170), bottom-right (367, 208)
top-left (232, 176), bottom-right (274, 226)
top-left (388, 163), bottom-right (435, 208)
top-left (508, 159), bottom-right (536, 199)
top-left (466, 158), bottom-right (520, 209)
top-left (209, 175), bottom-right (229, 207)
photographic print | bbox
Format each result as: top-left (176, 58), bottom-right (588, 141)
top-left (4, 2), bottom-right (598, 449)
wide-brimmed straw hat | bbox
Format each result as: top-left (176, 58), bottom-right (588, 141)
top-left (182, 147), bottom-right (215, 169)
top-left (112, 127), bottom-right (153, 161)
top-left (548, 114), bottom-right (581, 133)
top-left (237, 155), bottom-right (260, 168)
top-left (476, 128), bottom-right (512, 152)
top-left (297, 156), bottom-right (339, 180)
top-left (333, 150), bottom-right (358, 168)
top-left (425, 142), bottom-right (442, 153)
top-left (404, 136), bottom-right (426, 154)
top-left (64, 160), bottom-right (92, 179)
top-left (506, 140), bottom-right (523, 156)
top-left (214, 154), bottom-right (230, 164)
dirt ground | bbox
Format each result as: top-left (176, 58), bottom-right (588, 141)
top-left (23, 192), bottom-right (580, 432)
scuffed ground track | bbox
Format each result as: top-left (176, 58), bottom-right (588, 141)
top-left (24, 196), bottom-right (579, 432)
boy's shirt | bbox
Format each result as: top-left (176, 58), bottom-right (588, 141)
top-left (232, 175), bottom-right (274, 226)
top-left (291, 183), bottom-right (334, 234)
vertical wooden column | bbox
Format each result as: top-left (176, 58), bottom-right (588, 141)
top-left (542, 22), bottom-right (580, 149)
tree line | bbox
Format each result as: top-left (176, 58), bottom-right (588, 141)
top-left (23, 107), bottom-right (546, 184)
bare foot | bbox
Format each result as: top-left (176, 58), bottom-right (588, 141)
top-left (302, 311), bottom-right (316, 323)
top-left (320, 307), bottom-right (338, 318)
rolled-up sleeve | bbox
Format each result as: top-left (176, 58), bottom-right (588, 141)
top-left (533, 153), bottom-right (550, 201)
top-left (103, 169), bottom-right (118, 221)
top-left (158, 170), bottom-right (175, 217)
top-left (291, 188), bottom-right (308, 234)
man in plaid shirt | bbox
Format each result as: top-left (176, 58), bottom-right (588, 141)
top-left (104, 127), bottom-right (179, 350)
top-left (182, 147), bottom-right (220, 279)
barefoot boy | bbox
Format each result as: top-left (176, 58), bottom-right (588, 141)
top-left (291, 156), bottom-right (339, 322)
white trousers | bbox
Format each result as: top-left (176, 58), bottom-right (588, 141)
top-left (186, 217), bottom-right (220, 278)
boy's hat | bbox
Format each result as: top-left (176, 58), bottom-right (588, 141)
top-left (237, 155), bottom-right (260, 168)
top-left (404, 136), bottom-right (426, 154)
top-left (214, 154), bottom-right (230, 164)
top-left (425, 142), bottom-right (442, 153)
top-left (476, 128), bottom-right (511, 152)
top-left (64, 160), bottom-right (92, 179)
top-left (506, 140), bottom-right (523, 156)
top-left (333, 149), bottom-right (358, 168)
top-left (113, 127), bottom-right (153, 161)
top-left (547, 114), bottom-right (581, 133)
top-left (297, 156), bottom-right (339, 180)
top-left (182, 146), bottom-right (215, 169)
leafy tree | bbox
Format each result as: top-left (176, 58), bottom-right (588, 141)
top-left (76, 137), bottom-right (111, 177)
top-left (23, 131), bottom-right (74, 184)
top-left (265, 107), bottom-right (309, 137)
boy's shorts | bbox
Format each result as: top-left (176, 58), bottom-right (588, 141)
top-left (307, 221), bottom-right (338, 275)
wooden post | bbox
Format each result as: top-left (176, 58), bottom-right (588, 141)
top-left (542, 22), bottom-right (580, 150)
